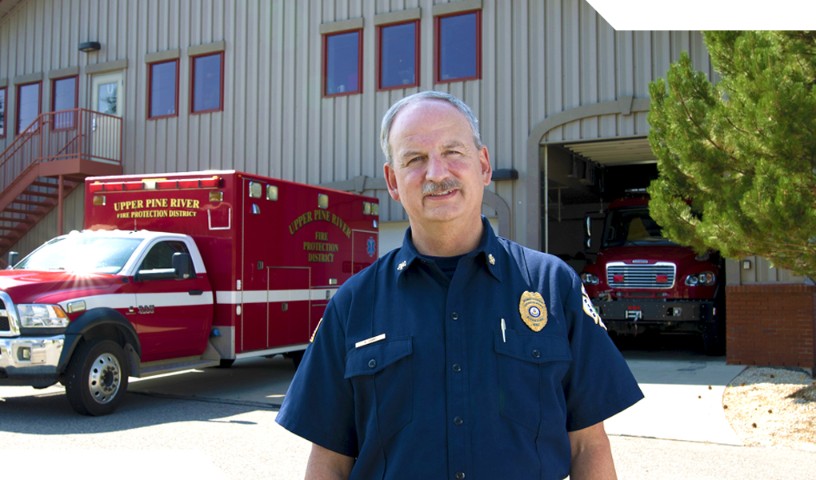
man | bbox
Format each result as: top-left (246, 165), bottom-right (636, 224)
top-left (277, 91), bottom-right (643, 479)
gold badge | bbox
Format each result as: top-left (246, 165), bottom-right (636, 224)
top-left (519, 291), bottom-right (548, 332)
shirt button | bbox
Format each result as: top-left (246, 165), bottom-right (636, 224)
top-left (455, 472), bottom-right (466, 479)
top-left (368, 359), bottom-right (377, 368)
top-left (531, 349), bottom-right (541, 359)
top-left (453, 416), bottom-right (464, 426)
top-left (451, 312), bottom-right (459, 320)
top-left (452, 363), bottom-right (462, 373)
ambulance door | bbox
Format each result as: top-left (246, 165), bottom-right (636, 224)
top-left (267, 266), bottom-right (311, 348)
top-left (132, 240), bottom-right (214, 361)
top-left (351, 229), bottom-right (378, 274)
top-left (239, 179), bottom-right (272, 352)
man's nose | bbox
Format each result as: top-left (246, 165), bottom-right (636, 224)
top-left (425, 153), bottom-right (450, 181)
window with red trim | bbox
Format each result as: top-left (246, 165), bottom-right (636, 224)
top-left (378, 20), bottom-right (420, 90)
top-left (0, 87), bottom-right (6, 138)
top-left (16, 81), bottom-right (41, 135)
top-left (323, 29), bottom-right (362, 96)
top-left (191, 52), bottom-right (224, 113)
top-left (435, 10), bottom-right (482, 83)
top-left (148, 59), bottom-right (179, 119)
top-left (52, 76), bottom-right (78, 129)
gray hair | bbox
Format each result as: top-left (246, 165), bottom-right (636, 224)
top-left (380, 90), bottom-right (483, 165)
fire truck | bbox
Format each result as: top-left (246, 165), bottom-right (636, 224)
top-left (0, 170), bottom-right (379, 415)
top-left (580, 190), bottom-right (725, 355)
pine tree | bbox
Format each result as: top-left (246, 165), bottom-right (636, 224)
top-left (648, 31), bottom-right (816, 278)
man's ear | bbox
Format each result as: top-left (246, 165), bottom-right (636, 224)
top-left (383, 162), bottom-right (401, 202)
top-left (480, 146), bottom-right (492, 186)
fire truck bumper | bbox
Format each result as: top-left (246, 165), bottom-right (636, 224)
top-left (0, 335), bottom-right (65, 387)
top-left (594, 299), bottom-right (717, 335)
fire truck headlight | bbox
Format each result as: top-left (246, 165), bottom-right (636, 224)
top-left (580, 273), bottom-right (599, 285)
top-left (685, 272), bottom-right (716, 287)
top-left (17, 304), bottom-right (70, 328)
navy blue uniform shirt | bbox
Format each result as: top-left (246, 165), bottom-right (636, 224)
top-left (277, 218), bottom-right (643, 480)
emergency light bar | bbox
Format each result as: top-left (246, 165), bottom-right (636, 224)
top-left (88, 176), bottom-right (223, 193)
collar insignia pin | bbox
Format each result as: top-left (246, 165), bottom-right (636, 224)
top-left (397, 261), bottom-right (407, 271)
top-left (488, 254), bottom-right (495, 265)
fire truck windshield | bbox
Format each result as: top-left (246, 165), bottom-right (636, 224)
top-left (15, 234), bottom-right (142, 274)
top-left (602, 207), bottom-right (676, 248)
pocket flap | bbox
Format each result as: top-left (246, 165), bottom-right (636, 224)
top-left (345, 337), bottom-right (413, 378)
top-left (494, 329), bottom-right (572, 364)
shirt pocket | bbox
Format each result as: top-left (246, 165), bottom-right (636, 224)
top-left (494, 329), bottom-right (572, 431)
top-left (345, 337), bottom-right (414, 443)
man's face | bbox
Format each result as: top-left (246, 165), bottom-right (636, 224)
top-left (384, 100), bottom-right (492, 229)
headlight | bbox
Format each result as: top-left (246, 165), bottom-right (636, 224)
top-left (580, 273), bottom-right (600, 285)
top-left (16, 304), bottom-right (70, 328)
top-left (684, 272), bottom-right (716, 287)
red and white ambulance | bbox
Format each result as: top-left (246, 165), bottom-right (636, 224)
top-left (0, 170), bottom-right (379, 415)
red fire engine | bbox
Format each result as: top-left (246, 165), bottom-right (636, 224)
top-left (580, 191), bottom-right (725, 355)
top-left (0, 170), bottom-right (379, 415)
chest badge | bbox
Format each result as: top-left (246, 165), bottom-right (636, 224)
top-left (519, 291), bottom-right (548, 332)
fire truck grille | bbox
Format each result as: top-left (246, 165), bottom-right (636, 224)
top-left (606, 262), bottom-right (676, 289)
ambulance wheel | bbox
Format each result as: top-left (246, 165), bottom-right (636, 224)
top-left (65, 339), bottom-right (129, 416)
top-left (289, 351), bottom-right (304, 369)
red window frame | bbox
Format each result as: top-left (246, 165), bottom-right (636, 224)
top-left (147, 59), bottom-right (180, 119)
top-left (16, 81), bottom-right (42, 135)
top-left (0, 86), bottom-right (6, 139)
top-left (322, 29), bottom-right (363, 97)
top-left (190, 51), bottom-right (225, 114)
top-left (51, 75), bottom-right (79, 130)
top-left (377, 20), bottom-right (420, 91)
top-left (434, 9), bottom-right (482, 84)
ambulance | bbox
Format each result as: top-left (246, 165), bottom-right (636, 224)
top-left (0, 170), bottom-right (379, 415)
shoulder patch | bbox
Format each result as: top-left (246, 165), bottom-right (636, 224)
top-left (581, 285), bottom-right (607, 330)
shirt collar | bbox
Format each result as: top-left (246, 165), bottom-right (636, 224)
top-left (394, 216), bottom-right (504, 282)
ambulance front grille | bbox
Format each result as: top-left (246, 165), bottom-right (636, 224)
top-left (606, 262), bottom-right (676, 289)
top-left (0, 298), bottom-right (9, 332)
top-left (0, 293), bottom-right (14, 335)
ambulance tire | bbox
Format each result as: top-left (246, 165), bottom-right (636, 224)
top-left (65, 339), bottom-right (129, 416)
top-left (289, 351), bottom-right (304, 369)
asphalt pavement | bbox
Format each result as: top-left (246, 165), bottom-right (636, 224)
top-left (3, 339), bottom-right (816, 479)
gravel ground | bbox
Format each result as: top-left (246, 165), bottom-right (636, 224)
top-left (723, 366), bottom-right (816, 451)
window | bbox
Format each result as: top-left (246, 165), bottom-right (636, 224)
top-left (16, 81), bottom-right (41, 135)
top-left (52, 76), bottom-right (78, 129)
top-left (148, 59), bottom-right (179, 118)
top-left (324, 29), bottom-right (362, 96)
top-left (191, 52), bottom-right (224, 113)
top-left (0, 87), bottom-right (6, 138)
top-left (378, 21), bottom-right (420, 90)
top-left (435, 10), bottom-right (481, 83)
top-left (140, 241), bottom-right (191, 271)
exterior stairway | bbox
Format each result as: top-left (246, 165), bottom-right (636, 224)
top-left (0, 108), bottom-right (123, 266)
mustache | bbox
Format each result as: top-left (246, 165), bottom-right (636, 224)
top-left (422, 179), bottom-right (462, 195)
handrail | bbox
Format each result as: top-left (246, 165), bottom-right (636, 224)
top-left (0, 108), bottom-right (122, 193)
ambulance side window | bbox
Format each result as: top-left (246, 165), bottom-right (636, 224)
top-left (140, 241), bottom-right (193, 272)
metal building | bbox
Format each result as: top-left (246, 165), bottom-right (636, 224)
top-left (0, 0), bottom-right (803, 287)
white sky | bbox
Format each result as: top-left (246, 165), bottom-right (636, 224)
top-left (586, 0), bottom-right (816, 30)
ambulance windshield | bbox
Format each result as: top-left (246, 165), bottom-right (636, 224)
top-left (15, 234), bottom-right (142, 274)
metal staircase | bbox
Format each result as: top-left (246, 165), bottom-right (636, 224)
top-left (0, 108), bottom-right (124, 266)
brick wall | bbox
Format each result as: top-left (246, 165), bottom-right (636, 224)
top-left (726, 284), bottom-right (816, 371)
